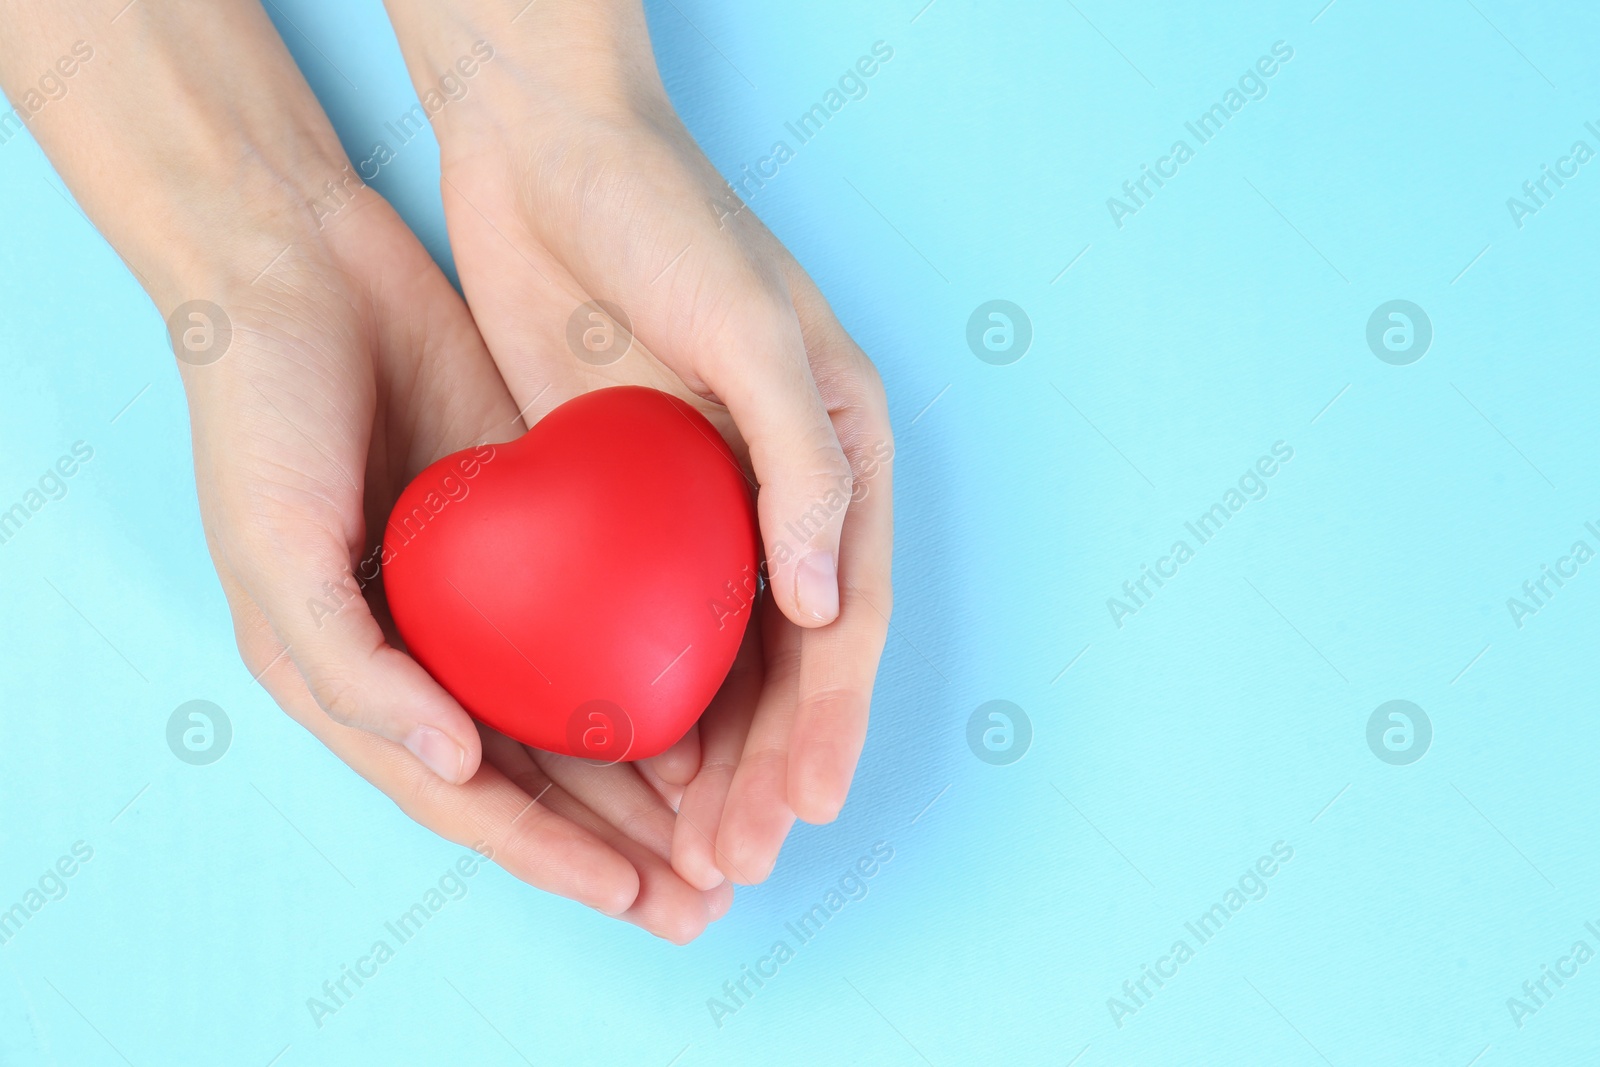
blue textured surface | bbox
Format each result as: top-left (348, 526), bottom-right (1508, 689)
top-left (3, 1), bottom-right (1599, 1063)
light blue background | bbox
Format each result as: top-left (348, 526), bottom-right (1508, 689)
top-left (3, 1), bottom-right (1599, 1063)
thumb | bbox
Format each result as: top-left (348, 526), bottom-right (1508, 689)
top-left (686, 280), bottom-right (852, 627)
top-left (538, 182), bottom-right (851, 626)
top-left (222, 517), bottom-right (484, 784)
top-left (710, 292), bottom-right (851, 627)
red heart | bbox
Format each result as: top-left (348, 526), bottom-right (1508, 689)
top-left (382, 386), bottom-right (759, 761)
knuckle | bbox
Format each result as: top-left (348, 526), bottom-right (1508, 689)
top-left (700, 283), bottom-right (793, 366)
top-left (208, 489), bottom-right (351, 591)
top-left (798, 684), bottom-right (867, 725)
top-left (616, 806), bottom-right (667, 847)
top-left (697, 754), bottom-right (741, 778)
top-left (312, 668), bottom-right (368, 728)
top-left (808, 446), bottom-right (855, 499)
top-left (828, 344), bottom-right (886, 401)
top-left (740, 744), bottom-right (789, 775)
top-left (398, 759), bottom-right (448, 813)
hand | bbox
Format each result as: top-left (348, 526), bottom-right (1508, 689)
top-left (192, 188), bottom-right (732, 942)
top-left (384, 0), bottom-right (896, 886)
top-left (0, 0), bottom-right (727, 941)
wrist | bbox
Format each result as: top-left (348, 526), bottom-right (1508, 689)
top-left (382, 0), bottom-right (665, 160)
top-left (128, 141), bottom-right (362, 313)
top-left (1, 1), bottom-right (359, 310)
top-left (82, 63), bottom-right (359, 310)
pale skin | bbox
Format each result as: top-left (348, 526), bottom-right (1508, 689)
top-left (0, 0), bottom-right (892, 941)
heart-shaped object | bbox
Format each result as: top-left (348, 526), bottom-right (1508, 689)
top-left (382, 386), bottom-right (759, 761)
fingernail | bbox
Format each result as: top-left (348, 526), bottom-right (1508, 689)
top-left (405, 725), bottom-right (466, 783)
top-left (794, 551), bottom-right (839, 622)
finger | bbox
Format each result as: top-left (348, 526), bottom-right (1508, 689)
top-left (634, 760), bottom-right (685, 812)
top-left (673, 618), bottom-right (763, 890)
top-left (544, 182), bottom-right (854, 630)
top-left (603, 826), bottom-right (728, 944)
top-left (219, 500), bottom-right (484, 785)
top-left (507, 749), bottom-right (722, 944)
top-left (782, 275), bottom-right (895, 823)
top-left (639, 723), bottom-right (701, 790)
top-left (532, 752), bottom-right (678, 864)
top-left (217, 565), bottom-right (641, 916)
top-left (599, 815), bottom-right (726, 944)
top-left (715, 598), bottom-right (801, 884)
top-left (708, 878), bottom-right (736, 924)
top-left (787, 509), bottom-right (891, 823)
top-left (195, 217), bottom-right (520, 787)
top-left (689, 277), bottom-right (852, 631)
top-left (422, 754), bottom-right (639, 916)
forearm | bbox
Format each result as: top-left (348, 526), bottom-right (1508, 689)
top-left (378, 0), bottom-right (663, 153)
top-left (0, 1), bottom-right (351, 306)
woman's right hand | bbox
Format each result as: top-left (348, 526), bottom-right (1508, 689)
top-left (196, 192), bottom-right (728, 939)
top-left (1, 0), bottom-right (728, 941)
